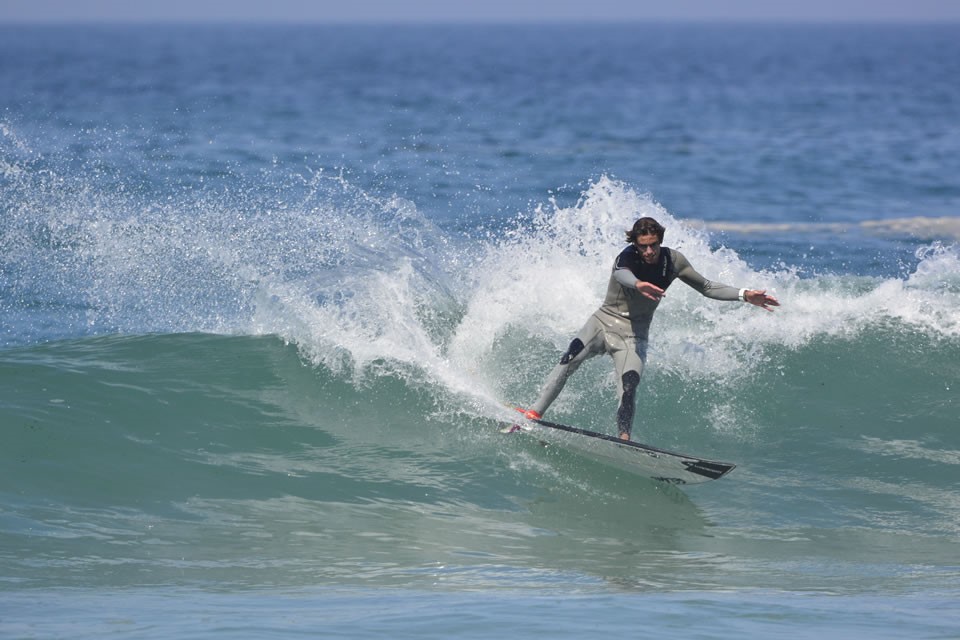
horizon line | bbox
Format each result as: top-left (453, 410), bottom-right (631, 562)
top-left (2, 17), bottom-right (959, 26)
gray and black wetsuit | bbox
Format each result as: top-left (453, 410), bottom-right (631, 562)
top-left (528, 244), bottom-right (743, 438)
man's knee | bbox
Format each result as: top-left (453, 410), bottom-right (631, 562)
top-left (559, 338), bottom-right (585, 365)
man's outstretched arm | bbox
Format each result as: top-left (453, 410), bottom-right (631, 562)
top-left (674, 251), bottom-right (780, 311)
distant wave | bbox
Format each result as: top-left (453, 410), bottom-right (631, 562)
top-left (691, 216), bottom-right (960, 241)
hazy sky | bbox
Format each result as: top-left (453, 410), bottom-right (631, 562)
top-left (1, 0), bottom-right (959, 23)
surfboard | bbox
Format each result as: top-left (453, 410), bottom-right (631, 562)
top-left (500, 417), bottom-right (736, 485)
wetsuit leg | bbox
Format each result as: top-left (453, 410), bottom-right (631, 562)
top-left (529, 315), bottom-right (605, 416)
top-left (608, 334), bottom-right (648, 439)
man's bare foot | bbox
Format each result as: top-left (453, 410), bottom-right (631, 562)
top-left (618, 432), bottom-right (630, 441)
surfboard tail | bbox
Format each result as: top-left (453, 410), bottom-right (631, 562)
top-left (499, 415), bottom-right (737, 485)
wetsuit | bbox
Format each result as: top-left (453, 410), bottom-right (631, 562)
top-left (528, 244), bottom-right (744, 438)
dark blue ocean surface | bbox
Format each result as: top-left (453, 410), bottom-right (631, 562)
top-left (3, 23), bottom-right (959, 223)
top-left (1, 23), bottom-right (959, 639)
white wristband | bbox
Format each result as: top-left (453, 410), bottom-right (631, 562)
top-left (739, 288), bottom-right (747, 302)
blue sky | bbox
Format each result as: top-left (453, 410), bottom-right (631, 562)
top-left (1, 0), bottom-right (959, 23)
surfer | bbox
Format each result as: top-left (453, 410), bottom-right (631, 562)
top-left (519, 217), bottom-right (779, 440)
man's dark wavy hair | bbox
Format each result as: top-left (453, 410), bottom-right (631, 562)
top-left (625, 217), bottom-right (666, 243)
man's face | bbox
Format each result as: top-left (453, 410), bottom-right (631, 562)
top-left (635, 233), bottom-right (662, 264)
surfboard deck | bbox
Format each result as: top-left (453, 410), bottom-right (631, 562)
top-left (500, 417), bottom-right (736, 485)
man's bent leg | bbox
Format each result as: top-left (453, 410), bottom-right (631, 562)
top-left (529, 316), bottom-right (604, 417)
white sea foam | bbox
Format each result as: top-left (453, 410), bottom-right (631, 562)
top-left (4, 161), bottom-right (957, 408)
top-left (236, 176), bottom-right (960, 422)
top-left (447, 177), bottom-right (960, 390)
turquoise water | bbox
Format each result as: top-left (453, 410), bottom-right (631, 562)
top-left (2, 23), bottom-right (959, 638)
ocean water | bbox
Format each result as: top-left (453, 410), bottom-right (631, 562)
top-left (2, 22), bottom-right (959, 638)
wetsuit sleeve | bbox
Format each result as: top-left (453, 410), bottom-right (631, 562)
top-left (612, 246), bottom-right (642, 288)
top-left (673, 251), bottom-right (741, 301)
top-left (613, 267), bottom-right (638, 289)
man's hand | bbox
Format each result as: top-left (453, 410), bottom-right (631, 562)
top-left (635, 281), bottom-right (666, 301)
top-left (744, 289), bottom-right (780, 311)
